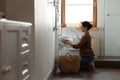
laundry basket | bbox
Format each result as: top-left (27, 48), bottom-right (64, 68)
top-left (58, 53), bottom-right (80, 73)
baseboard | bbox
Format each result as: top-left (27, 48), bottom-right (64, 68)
top-left (44, 65), bottom-right (56, 80)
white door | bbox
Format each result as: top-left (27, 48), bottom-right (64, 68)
top-left (105, 0), bottom-right (120, 56)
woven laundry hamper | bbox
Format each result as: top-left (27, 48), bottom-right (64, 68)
top-left (58, 53), bottom-right (80, 73)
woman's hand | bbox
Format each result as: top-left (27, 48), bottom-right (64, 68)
top-left (62, 40), bottom-right (72, 46)
top-left (63, 40), bottom-right (69, 44)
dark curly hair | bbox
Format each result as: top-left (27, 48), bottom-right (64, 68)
top-left (81, 21), bottom-right (92, 30)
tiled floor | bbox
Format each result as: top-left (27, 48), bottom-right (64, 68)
top-left (50, 68), bottom-right (120, 80)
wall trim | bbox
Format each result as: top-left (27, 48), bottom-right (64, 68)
top-left (44, 66), bottom-right (56, 80)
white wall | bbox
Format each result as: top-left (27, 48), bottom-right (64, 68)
top-left (0, 0), bottom-right (5, 14)
top-left (0, 0), bottom-right (2, 11)
top-left (97, 0), bottom-right (105, 27)
top-left (97, 0), bottom-right (105, 56)
top-left (34, 0), bottom-right (55, 80)
top-left (5, 0), bottom-right (34, 23)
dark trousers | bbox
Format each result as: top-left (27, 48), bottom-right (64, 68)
top-left (80, 56), bottom-right (94, 70)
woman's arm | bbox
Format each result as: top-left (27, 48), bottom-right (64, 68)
top-left (72, 35), bottom-right (88, 49)
top-left (63, 35), bottom-right (88, 49)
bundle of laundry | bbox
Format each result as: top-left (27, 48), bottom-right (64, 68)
top-left (58, 27), bottom-right (81, 48)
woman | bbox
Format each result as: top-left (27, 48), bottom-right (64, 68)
top-left (63, 21), bottom-right (95, 71)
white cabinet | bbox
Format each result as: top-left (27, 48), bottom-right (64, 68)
top-left (0, 19), bottom-right (32, 80)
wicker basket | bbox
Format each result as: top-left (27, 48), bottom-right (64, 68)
top-left (58, 53), bottom-right (80, 73)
